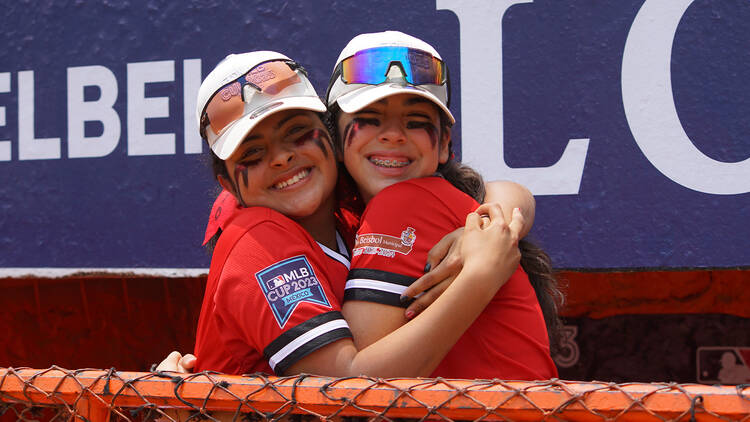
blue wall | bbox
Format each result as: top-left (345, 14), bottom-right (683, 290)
top-left (1, 0), bottom-right (748, 269)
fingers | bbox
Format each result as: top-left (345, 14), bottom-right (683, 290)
top-left (474, 202), bottom-right (507, 223)
top-left (401, 260), bottom-right (454, 301)
top-left (475, 203), bottom-right (524, 242)
top-left (465, 210), bottom-right (482, 230)
top-left (155, 351), bottom-right (183, 372)
top-left (507, 207), bottom-right (525, 241)
top-left (153, 351), bottom-right (196, 374)
top-left (424, 229), bottom-right (456, 273)
top-left (402, 270), bottom-right (440, 301)
top-left (404, 277), bottom-right (453, 319)
top-left (405, 228), bottom-right (465, 302)
top-left (403, 242), bottom-right (462, 300)
top-left (460, 205), bottom-right (524, 284)
top-left (178, 354), bottom-right (197, 373)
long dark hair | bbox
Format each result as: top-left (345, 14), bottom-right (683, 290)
top-left (519, 239), bottom-right (565, 353)
top-left (327, 103), bottom-right (565, 352)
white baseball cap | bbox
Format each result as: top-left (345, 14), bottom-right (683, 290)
top-left (326, 31), bottom-right (454, 124)
top-left (197, 51), bottom-right (327, 160)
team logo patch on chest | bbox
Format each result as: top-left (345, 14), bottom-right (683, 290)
top-left (353, 227), bottom-right (416, 258)
top-left (255, 255), bottom-right (331, 328)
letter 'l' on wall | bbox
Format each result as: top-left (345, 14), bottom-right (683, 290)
top-left (437, 0), bottom-right (590, 195)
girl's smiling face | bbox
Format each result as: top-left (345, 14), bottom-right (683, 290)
top-left (220, 110), bottom-right (338, 219)
top-left (337, 93), bottom-right (450, 202)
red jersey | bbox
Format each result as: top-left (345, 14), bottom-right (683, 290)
top-left (194, 207), bottom-right (352, 375)
top-left (346, 177), bottom-right (558, 380)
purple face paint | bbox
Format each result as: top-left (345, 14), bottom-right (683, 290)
top-left (295, 128), bottom-right (329, 158)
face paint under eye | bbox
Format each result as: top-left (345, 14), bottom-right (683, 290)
top-left (342, 118), bottom-right (378, 148)
top-left (407, 121), bottom-right (439, 148)
top-left (233, 163), bottom-right (250, 207)
top-left (342, 120), bottom-right (359, 150)
top-left (294, 128), bottom-right (330, 158)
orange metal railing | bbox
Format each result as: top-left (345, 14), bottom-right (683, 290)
top-left (1, 367), bottom-right (749, 421)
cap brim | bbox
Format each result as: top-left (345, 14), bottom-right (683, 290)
top-left (336, 84), bottom-right (455, 124)
top-left (212, 96), bottom-right (327, 160)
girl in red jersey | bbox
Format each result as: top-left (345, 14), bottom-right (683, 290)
top-left (324, 31), bottom-right (561, 380)
top-left (179, 50), bottom-right (525, 377)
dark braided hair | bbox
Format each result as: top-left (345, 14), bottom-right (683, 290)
top-left (326, 102), bottom-right (565, 353)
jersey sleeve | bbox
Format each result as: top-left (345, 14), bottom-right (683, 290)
top-left (213, 211), bottom-right (352, 374)
top-left (345, 178), bottom-right (477, 307)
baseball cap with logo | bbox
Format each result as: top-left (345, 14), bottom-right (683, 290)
top-left (197, 51), bottom-right (327, 160)
top-left (325, 31), bottom-right (454, 124)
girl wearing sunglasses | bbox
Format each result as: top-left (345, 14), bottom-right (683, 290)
top-left (172, 50), bottom-right (525, 377)
top-left (324, 31), bottom-right (560, 380)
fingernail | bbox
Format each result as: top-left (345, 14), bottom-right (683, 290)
top-left (399, 294), bottom-right (411, 304)
top-left (405, 310), bottom-right (415, 319)
top-left (424, 262), bottom-right (431, 273)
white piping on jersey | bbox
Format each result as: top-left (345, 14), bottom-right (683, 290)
top-left (336, 232), bottom-right (350, 259)
top-left (317, 231), bottom-right (350, 269)
top-left (345, 278), bottom-right (406, 295)
top-left (268, 319), bottom-right (350, 371)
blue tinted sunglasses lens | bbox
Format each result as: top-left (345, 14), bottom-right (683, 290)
top-left (340, 47), bottom-right (446, 85)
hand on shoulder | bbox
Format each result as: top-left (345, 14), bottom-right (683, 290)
top-left (461, 203), bottom-right (523, 283)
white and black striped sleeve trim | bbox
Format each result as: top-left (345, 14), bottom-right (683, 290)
top-left (263, 311), bottom-right (352, 375)
top-left (344, 268), bottom-right (416, 308)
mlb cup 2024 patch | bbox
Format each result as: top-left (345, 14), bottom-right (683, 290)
top-left (256, 255), bottom-right (331, 328)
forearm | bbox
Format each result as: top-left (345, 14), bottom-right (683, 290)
top-left (286, 208), bottom-right (522, 378)
top-left (341, 265), bottom-right (505, 377)
top-left (357, 205), bottom-right (524, 377)
top-left (342, 302), bottom-right (406, 350)
top-left (285, 264), bottom-right (504, 378)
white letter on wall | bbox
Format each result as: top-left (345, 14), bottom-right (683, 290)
top-left (18, 71), bottom-right (61, 160)
top-left (183, 59), bottom-right (202, 154)
top-left (437, 0), bottom-right (590, 195)
top-left (622, 0), bottom-right (750, 194)
top-left (67, 65), bottom-right (121, 158)
top-left (0, 72), bottom-right (10, 161)
top-left (127, 60), bottom-right (175, 156)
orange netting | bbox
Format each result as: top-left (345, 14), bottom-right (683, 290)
top-left (1, 367), bottom-right (749, 421)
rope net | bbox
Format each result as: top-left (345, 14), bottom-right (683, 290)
top-left (1, 367), bottom-right (749, 421)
